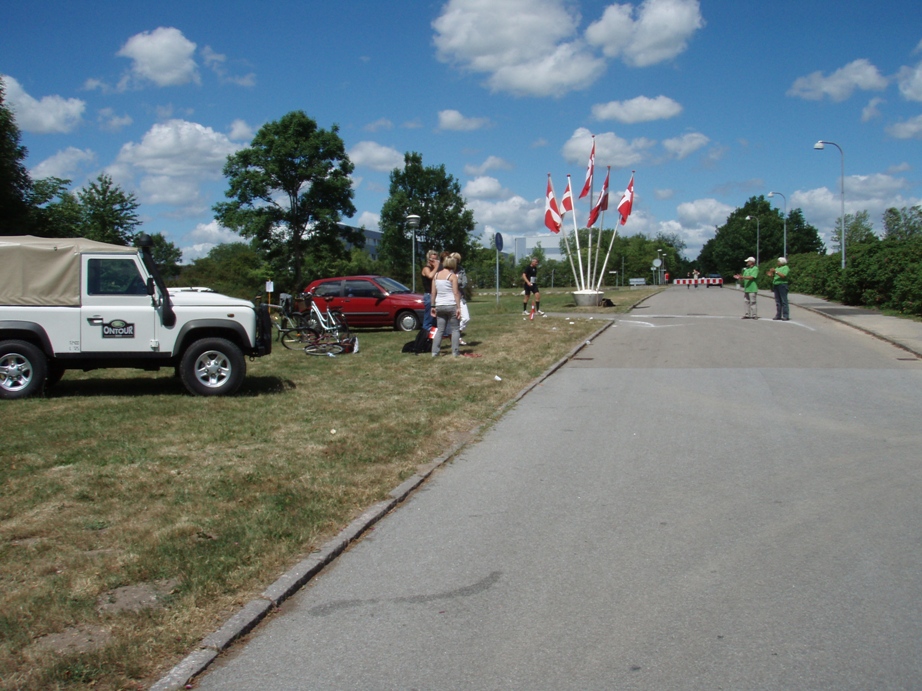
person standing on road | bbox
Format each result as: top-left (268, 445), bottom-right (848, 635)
top-left (767, 257), bottom-right (790, 321)
top-left (430, 255), bottom-right (462, 357)
top-left (421, 250), bottom-right (440, 330)
top-left (522, 257), bottom-right (545, 316)
top-left (734, 256), bottom-right (759, 319)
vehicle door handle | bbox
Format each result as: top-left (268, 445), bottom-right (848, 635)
top-left (87, 316), bottom-right (104, 325)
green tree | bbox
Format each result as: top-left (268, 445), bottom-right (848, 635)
top-left (28, 177), bottom-right (84, 237)
top-left (146, 232), bottom-right (183, 280)
top-left (0, 78), bottom-right (34, 235)
top-left (214, 111), bottom-right (356, 292)
top-left (829, 210), bottom-right (877, 254)
top-left (79, 173), bottom-right (141, 245)
top-left (698, 196), bottom-right (823, 277)
top-left (178, 242), bottom-right (269, 299)
top-left (882, 206), bottom-right (922, 242)
top-left (378, 152), bottom-right (476, 284)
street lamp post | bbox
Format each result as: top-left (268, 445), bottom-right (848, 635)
top-left (406, 214), bottom-right (420, 293)
top-left (814, 140), bottom-right (845, 269)
top-left (768, 191), bottom-right (787, 259)
top-left (656, 248), bottom-right (663, 285)
top-left (745, 215), bottom-right (760, 265)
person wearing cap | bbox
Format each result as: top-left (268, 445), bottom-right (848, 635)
top-left (734, 257), bottom-right (759, 319)
top-left (767, 257), bottom-right (790, 320)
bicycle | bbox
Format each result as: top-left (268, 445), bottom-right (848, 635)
top-left (277, 293), bottom-right (354, 355)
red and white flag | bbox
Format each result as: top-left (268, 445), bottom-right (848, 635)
top-left (586, 166), bottom-right (610, 228)
top-left (617, 172), bottom-right (634, 226)
top-left (560, 175), bottom-right (574, 216)
top-left (544, 174), bottom-right (562, 233)
top-left (579, 137), bottom-right (595, 199)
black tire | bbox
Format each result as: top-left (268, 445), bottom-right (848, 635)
top-left (179, 338), bottom-right (246, 396)
top-left (395, 310), bottom-right (420, 332)
top-left (0, 340), bottom-right (48, 400)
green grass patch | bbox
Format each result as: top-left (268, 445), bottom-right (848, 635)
top-left (0, 288), bottom-right (653, 690)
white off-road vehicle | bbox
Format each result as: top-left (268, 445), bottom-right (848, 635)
top-left (0, 234), bottom-right (272, 399)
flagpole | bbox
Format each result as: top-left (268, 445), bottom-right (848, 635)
top-left (590, 166), bottom-right (610, 291)
top-left (595, 171), bottom-right (633, 292)
top-left (568, 176), bottom-right (587, 290)
top-left (560, 175), bottom-right (581, 292)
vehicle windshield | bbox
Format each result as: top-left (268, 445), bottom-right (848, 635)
top-left (376, 276), bottom-right (411, 294)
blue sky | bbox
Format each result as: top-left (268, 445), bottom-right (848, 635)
top-left (4, 0), bottom-right (921, 262)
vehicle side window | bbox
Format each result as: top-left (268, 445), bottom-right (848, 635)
top-left (87, 258), bottom-right (147, 295)
top-left (312, 281), bottom-right (341, 298)
top-left (344, 280), bottom-right (377, 298)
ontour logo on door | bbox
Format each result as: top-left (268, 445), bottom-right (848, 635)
top-left (102, 319), bottom-right (135, 338)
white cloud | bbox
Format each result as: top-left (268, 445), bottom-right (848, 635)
top-left (563, 127), bottom-right (655, 170)
top-left (677, 198), bottom-right (733, 226)
top-left (662, 132), bottom-right (709, 160)
top-left (464, 176), bottom-right (510, 199)
top-left (433, 0), bottom-right (603, 97)
top-left (98, 107), bottom-right (133, 132)
top-left (179, 220), bottom-right (242, 263)
top-left (896, 61), bottom-right (922, 101)
top-left (585, 0), bottom-right (704, 67)
top-left (228, 119), bottom-right (254, 141)
top-left (464, 155), bottom-right (513, 176)
top-left (437, 109), bottom-right (490, 131)
top-left (355, 211), bottom-right (380, 230)
top-left (592, 95), bottom-right (682, 123)
top-left (116, 119), bottom-right (237, 178)
top-left (861, 97), bottom-right (884, 122)
top-left (30, 147), bottom-right (96, 180)
top-left (111, 119), bottom-right (239, 212)
top-left (364, 118), bottom-right (393, 132)
top-left (201, 45), bottom-right (256, 87)
top-left (787, 58), bottom-right (888, 102)
top-left (349, 141), bottom-right (404, 172)
top-left (117, 27), bottom-right (200, 88)
top-left (468, 194), bottom-right (543, 238)
top-left (887, 115), bottom-right (922, 139)
top-left (2, 74), bottom-right (85, 133)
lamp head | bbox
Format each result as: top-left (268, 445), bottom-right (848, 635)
top-left (768, 192), bottom-right (775, 198)
top-left (814, 141), bottom-right (825, 150)
top-left (406, 214), bottom-right (420, 229)
top-left (745, 215), bottom-right (752, 221)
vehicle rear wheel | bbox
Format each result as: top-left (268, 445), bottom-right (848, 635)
top-left (395, 310), bottom-right (420, 332)
top-left (0, 340), bottom-right (47, 400)
top-left (179, 338), bottom-right (245, 396)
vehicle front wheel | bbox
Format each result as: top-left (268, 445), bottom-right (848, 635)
top-left (0, 340), bottom-right (48, 400)
top-left (179, 338), bottom-right (246, 396)
top-left (395, 310), bottom-right (420, 332)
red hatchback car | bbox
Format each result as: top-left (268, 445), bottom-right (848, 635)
top-left (303, 276), bottom-right (426, 331)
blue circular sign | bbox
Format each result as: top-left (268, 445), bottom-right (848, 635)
top-left (495, 232), bottom-right (503, 252)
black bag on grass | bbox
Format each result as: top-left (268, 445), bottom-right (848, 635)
top-left (402, 327), bottom-right (434, 354)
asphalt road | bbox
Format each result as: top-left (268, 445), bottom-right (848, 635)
top-left (197, 286), bottom-right (922, 690)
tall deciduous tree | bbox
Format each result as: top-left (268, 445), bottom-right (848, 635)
top-left (882, 206), bottom-right (922, 242)
top-left (829, 210), bottom-right (877, 253)
top-left (213, 111), bottom-right (356, 291)
top-left (378, 152), bottom-right (476, 283)
top-left (0, 78), bottom-right (34, 235)
top-left (29, 177), bottom-right (83, 237)
top-left (79, 173), bottom-right (141, 245)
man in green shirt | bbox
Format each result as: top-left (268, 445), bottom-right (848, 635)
top-left (734, 256), bottom-right (759, 319)
top-left (768, 257), bottom-right (790, 321)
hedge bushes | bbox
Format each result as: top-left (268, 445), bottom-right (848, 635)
top-left (774, 237), bottom-right (922, 316)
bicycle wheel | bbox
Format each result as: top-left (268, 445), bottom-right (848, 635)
top-left (303, 339), bottom-right (344, 356)
top-left (280, 319), bottom-right (319, 350)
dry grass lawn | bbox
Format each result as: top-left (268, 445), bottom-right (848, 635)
top-left (0, 288), bottom-right (656, 690)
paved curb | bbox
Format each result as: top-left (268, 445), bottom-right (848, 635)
top-left (755, 289), bottom-right (922, 359)
top-left (148, 319), bottom-right (612, 691)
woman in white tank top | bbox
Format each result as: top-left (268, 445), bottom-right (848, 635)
top-left (429, 255), bottom-right (462, 357)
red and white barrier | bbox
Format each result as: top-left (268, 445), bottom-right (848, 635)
top-left (673, 278), bottom-right (723, 286)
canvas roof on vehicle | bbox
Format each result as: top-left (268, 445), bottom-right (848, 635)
top-left (0, 236), bottom-right (138, 306)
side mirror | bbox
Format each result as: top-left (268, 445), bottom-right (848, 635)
top-left (147, 277), bottom-right (155, 296)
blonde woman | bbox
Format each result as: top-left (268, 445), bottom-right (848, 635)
top-left (430, 255), bottom-right (462, 357)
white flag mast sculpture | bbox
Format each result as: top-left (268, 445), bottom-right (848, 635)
top-left (552, 137), bottom-right (635, 300)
